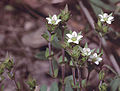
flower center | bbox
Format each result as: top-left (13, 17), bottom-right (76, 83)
top-left (51, 20), bottom-right (56, 24)
top-left (71, 37), bottom-right (77, 41)
top-left (103, 18), bottom-right (108, 21)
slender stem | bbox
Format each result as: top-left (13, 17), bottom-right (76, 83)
top-left (72, 68), bottom-right (76, 85)
top-left (61, 64), bottom-right (65, 91)
top-left (77, 67), bottom-right (82, 90)
top-left (48, 32), bottom-right (54, 77)
top-left (61, 26), bottom-right (65, 91)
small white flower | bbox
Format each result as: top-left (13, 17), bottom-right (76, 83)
top-left (66, 31), bottom-right (83, 44)
top-left (81, 48), bottom-right (91, 56)
top-left (46, 15), bottom-right (61, 25)
top-left (88, 53), bottom-right (102, 65)
top-left (98, 13), bottom-right (114, 24)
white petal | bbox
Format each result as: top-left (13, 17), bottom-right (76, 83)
top-left (66, 34), bottom-right (73, 38)
top-left (88, 58), bottom-right (92, 62)
top-left (46, 17), bottom-right (51, 22)
top-left (72, 31), bottom-right (77, 37)
top-left (98, 14), bottom-right (103, 18)
top-left (108, 16), bottom-right (114, 21)
top-left (68, 39), bottom-right (73, 43)
top-left (77, 35), bottom-right (83, 40)
top-left (103, 13), bottom-right (108, 18)
top-left (95, 61), bottom-right (99, 65)
top-left (100, 19), bottom-right (105, 22)
top-left (73, 40), bottom-right (79, 44)
top-left (55, 19), bottom-right (61, 25)
top-left (93, 53), bottom-right (97, 57)
top-left (106, 20), bottom-right (111, 24)
top-left (52, 15), bottom-right (57, 20)
top-left (88, 52), bottom-right (91, 56)
top-left (97, 57), bottom-right (102, 62)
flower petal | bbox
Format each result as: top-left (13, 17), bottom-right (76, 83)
top-left (95, 61), bottom-right (99, 65)
top-left (106, 20), bottom-right (111, 24)
top-left (68, 39), bottom-right (73, 43)
top-left (103, 13), bottom-right (108, 18)
top-left (73, 40), bottom-right (79, 44)
top-left (46, 17), bottom-right (51, 22)
top-left (98, 14), bottom-right (103, 18)
top-left (52, 15), bottom-right (57, 20)
top-left (108, 16), bottom-right (114, 21)
top-left (66, 34), bottom-right (73, 38)
top-left (77, 35), bottom-right (83, 40)
top-left (72, 31), bottom-right (77, 37)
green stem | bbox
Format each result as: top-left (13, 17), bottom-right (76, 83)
top-left (61, 26), bottom-right (65, 91)
top-left (48, 31), bottom-right (54, 77)
top-left (77, 67), bottom-right (82, 90)
top-left (72, 68), bottom-right (76, 85)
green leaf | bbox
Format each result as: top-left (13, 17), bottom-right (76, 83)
top-left (99, 70), bottom-right (105, 81)
top-left (42, 32), bottom-right (49, 41)
top-left (17, 82), bottom-right (21, 90)
top-left (40, 85), bottom-right (47, 91)
top-left (84, 43), bottom-right (88, 48)
top-left (69, 61), bottom-right (74, 66)
top-left (81, 79), bottom-right (87, 88)
top-left (90, 0), bottom-right (115, 11)
top-left (51, 36), bottom-right (61, 49)
top-left (64, 75), bottom-right (73, 84)
top-left (97, 49), bottom-right (100, 53)
top-left (110, 77), bottom-right (120, 91)
top-left (97, 20), bottom-right (102, 28)
top-left (109, 0), bottom-right (120, 4)
top-left (65, 81), bottom-right (73, 91)
top-left (35, 51), bottom-right (47, 60)
top-left (58, 56), bottom-right (68, 64)
top-left (51, 33), bottom-right (56, 41)
top-left (50, 82), bottom-right (58, 91)
top-left (45, 48), bottom-right (49, 58)
top-left (49, 58), bottom-right (58, 78)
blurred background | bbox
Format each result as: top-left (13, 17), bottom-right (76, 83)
top-left (0, 0), bottom-right (120, 91)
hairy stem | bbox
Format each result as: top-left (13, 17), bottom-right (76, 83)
top-left (48, 32), bottom-right (54, 77)
top-left (72, 68), bottom-right (76, 85)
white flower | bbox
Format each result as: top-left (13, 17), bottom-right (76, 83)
top-left (88, 53), bottom-right (102, 65)
top-left (98, 13), bottom-right (114, 24)
top-left (81, 48), bottom-right (91, 56)
top-left (46, 15), bottom-right (61, 25)
top-left (66, 31), bottom-right (83, 44)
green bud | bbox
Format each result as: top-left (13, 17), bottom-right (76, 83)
top-left (60, 4), bottom-right (70, 22)
top-left (27, 77), bottom-right (36, 91)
